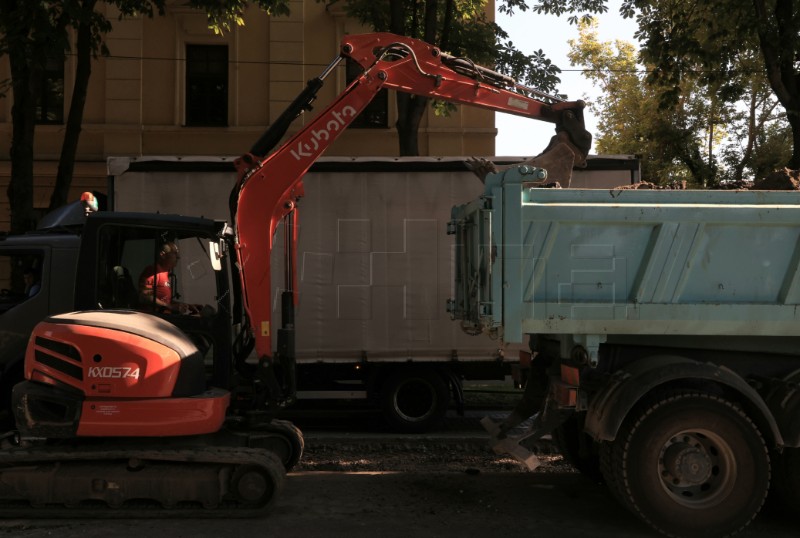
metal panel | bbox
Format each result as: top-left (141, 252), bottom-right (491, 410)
top-left (452, 165), bottom-right (800, 341)
top-left (110, 157), bottom-right (508, 362)
top-left (294, 168), bottom-right (497, 359)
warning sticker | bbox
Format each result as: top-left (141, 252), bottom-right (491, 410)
top-left (94, 405), bottom-right (120, 416)
top-left (508, 97), bottom-right (530, 111)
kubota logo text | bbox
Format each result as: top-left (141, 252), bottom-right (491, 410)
top-left (290, 105), bottom-right (358, 160)
top-left (88, 366), bottom-right (140, 379)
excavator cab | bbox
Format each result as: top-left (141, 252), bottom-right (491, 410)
top-left (13, 213), bottom-right (237, 438)
top-left (74, 213), bottom-right (239, 389)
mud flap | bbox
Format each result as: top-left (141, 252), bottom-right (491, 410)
top-left (481, 388), bottom-right (571, 471)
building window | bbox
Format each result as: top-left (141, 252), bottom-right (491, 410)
top-left (185, 45), bottom-right (228, 126)
top-left (346, 58), bottom-right (388, 128)
top-left (35, 57), bottom-right (64, 124)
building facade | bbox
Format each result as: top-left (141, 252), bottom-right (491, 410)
top-left (0, 0), bottom-right (496, 228)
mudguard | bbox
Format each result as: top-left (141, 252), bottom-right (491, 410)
top-left (583, 355), bottom-right (784, 447)
top-left (763, 369), bottom-right (800, 447)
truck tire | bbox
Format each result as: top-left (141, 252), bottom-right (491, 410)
top-left (380, 369), bottom-right (450, 433)
top-left (601, 390), bottom-right (770, 538)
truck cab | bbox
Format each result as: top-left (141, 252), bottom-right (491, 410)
top-left (0, 226), bottom-right (81, 428)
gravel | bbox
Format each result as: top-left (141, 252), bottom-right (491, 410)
top-left (295, 430), bottom-right (573, 474)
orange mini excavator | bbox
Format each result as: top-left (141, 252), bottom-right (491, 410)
top-left (1, 32), bottom-right (589, 516)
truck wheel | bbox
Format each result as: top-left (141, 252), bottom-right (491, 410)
top-left (552, 413), bottom-right (603, 482)
top-left (602, 390), bottom-right (769, 538)
top-left (771, 447), bottom-right (800, 512)
top-left (381, 369), bottom-right (449, 433)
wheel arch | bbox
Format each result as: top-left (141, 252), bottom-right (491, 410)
top-left (584, 355), bottom-right (784, 448)
top-left (763, 368), bottom-right (800, 447)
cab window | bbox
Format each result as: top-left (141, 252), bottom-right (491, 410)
top-left (0, 252), bottom-right (44, 313)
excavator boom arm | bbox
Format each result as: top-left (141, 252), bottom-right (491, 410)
top-left (344, 33), bottom-right (586, 140)
top-left (231, 33), bottom-right (591, 400)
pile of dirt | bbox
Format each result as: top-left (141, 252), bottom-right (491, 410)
top-left (612, 168), bottom-right (800, 191)
top-left (752, 168), bottom-right (800, 190)
top-left (616, 180), bottom-right (687, 190)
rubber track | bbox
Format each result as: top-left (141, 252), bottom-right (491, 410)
top-left (0, 445), bottom-right (285, 518)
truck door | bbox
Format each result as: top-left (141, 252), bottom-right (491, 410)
top-left (0, 247), bottom-right (50, 427)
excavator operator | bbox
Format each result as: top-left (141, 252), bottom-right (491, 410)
top-left (138, 241), bottom-right (200, 316)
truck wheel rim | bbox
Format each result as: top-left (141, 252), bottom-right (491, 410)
top-left (393, 378), bottom-right (436, 422)
top-left (657, 429), bottom-right (734, 507)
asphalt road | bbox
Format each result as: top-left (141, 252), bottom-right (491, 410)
top-left (1, 470), bottom-right (796, 538)
top-left (2, 415), bottom-right (798, 538)
top-left (1, 405), bottom-right (796, 538)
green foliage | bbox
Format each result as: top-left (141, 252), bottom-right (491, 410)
top-left (190, 1), bottom-right (291, 34)
top-left (526, 0), bottom-right (800, 171)
top-left (569, 16), bottom-right (789, 186)
top-left (327, 0), bottom-right (498, 59)
top-left (496, 0), bottom-right (529, 16)
top-left (432, 100), bottom-right (457, 117)
top-left (0, 0), bottom-right (290, 233)
top-left (495, 39), bottom-right (560, 94)
top-left (316, 1), bottom-right (534, 154)
top-left (624, 1), bottom-right (754, 110)
top-left (533, 0), bottom-right (607, 24)
top-left (718, 90), bottom-right (791, 183)
top-left (0, 1), bottom-right (291, 72)
top-left (622, 0), bottom-right (800, 170)
top-left (318, 0), bottom-right (602, 155)
top-left (567, 19), bottom-right (685, 183)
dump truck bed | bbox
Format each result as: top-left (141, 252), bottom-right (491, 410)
top-left (450, 166), bottom-right (800, 342)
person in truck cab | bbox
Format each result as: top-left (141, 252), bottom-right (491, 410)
top-left (138, 241), bottom-right (199, 315)
top-left (23, 267), bottom-right (41, 298)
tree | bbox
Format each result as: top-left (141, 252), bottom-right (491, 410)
top-left (569, 19), bottom-right (789, 185)
top-left (537, 0), bottom-right (798, 178)
top-left (616, 0), bottom-right (800, 170)
top-left (567, 20), bottom-right (700, 184)
top-left (2, 2), bottom-right (65, 233)
top-left (717, 52), bottom-right (791, 183)
top-left (567, 21), bottom-right (649, 180)
top-left (319, 0), bottom-right (564, 156)
top-left (0, 0), bottom-right (289, 235)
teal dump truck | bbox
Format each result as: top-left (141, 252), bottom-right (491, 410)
top-left (450, 164), bottom-right (800, 537)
